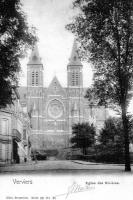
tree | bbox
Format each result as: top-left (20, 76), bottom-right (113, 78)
top-left (95, 117), bottom-right (125, 163)
top-left (0, 0), bottom-right (36, 108)
top-left (99, 117), bottom-right (124, 145)
top-left (71, 122), bottom-right (96, 155)
top-left (66, 0), bottom-right (133, 171)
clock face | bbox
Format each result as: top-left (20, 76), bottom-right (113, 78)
top-left (48, 99), bottom-right (63, 119)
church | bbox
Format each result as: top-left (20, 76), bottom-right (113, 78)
top-left (19, 40), bottom-right (108, 151)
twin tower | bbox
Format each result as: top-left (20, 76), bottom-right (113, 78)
top-left (27, 39), bottom-right (83, 89)
top-left (25, 40), bottom-right (103, 150)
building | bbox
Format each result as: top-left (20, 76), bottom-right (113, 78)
top-left (0, 108), bottom-right (12, 164)
top-left (0, 89), bottom-right (31, 164)
top-left (19, 40), bottom-right (108, 151)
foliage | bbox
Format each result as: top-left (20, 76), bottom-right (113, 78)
top-left (98, 118), bottom-right (125, 163)
top-left (93, 144), bottom-right (125, 164)
top-left (99, 116), bottom-right (133, 143)
top-left (93, 117), bottom-right (133, 164)
top-left (66, 0), bottom-right (133, 107)
top-left (31, 150), bottom-right (48, 161)
top-left (66, 0), bottom-right (133, 171)
top-left (98, 117), bottom-right (124, 145)
top-left (71, 122), bottom-right (96, 155)
top-left (0, 0), bottom-right (37, 108)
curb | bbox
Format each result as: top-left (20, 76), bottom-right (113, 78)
top-left (71, 160), bottom-right (125, 166)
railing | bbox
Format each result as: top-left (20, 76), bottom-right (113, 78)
top-left (0, 134), bottom-right (12, 143)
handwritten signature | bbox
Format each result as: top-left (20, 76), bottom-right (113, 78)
top-left (55, 181), bottom-right (95, 199)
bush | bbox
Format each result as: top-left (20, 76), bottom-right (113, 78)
top-left (67, 145), bottom-right (125, 164)
top-left (91, 144), bottom-right (125, 164)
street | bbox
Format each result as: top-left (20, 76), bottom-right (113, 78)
top-left (0, 160), bottom-right (133, 174)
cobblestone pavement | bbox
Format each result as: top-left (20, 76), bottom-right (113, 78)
top-left (0, 160), bottom-right (133, 174)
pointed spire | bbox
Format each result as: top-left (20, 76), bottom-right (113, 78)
top-left (68, 39), bottom-right (82, 66)
top-left (28, 43), bottom-right (42, 65)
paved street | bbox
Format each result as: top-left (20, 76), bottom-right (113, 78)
top-left (0, 160), bottom-right (133, 174)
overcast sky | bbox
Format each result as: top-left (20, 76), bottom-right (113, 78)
top-left (19, 0), bottom-right (133, 114)
top-left (20, 0), bottom-right (93, 87)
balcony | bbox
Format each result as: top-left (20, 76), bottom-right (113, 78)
top-left (0, 134), bottom-right (12, 143)
top-left (12, 129), bottom-right (21, 142)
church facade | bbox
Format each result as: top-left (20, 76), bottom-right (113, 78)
top-left (19, 40), bottom-right (108, 151)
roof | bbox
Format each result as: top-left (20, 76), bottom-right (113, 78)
top-left (68, 39), bottom-right (82, 66)
top-left (27, 44), bottom-right (43, 65)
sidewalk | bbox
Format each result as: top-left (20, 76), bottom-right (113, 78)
top-left (0, 160), bottom-right (34, 168)
top-left (72, 160), bottom-right (132, 166)
top-left (0, 160), bottom-right (133, 173)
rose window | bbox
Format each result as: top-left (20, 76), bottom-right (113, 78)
top-left (48, 99), bottom-right (63, 119)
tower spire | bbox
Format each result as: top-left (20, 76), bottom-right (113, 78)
top-left (27, 43), bottom-right (43, 87)
top-left (28, 43), bottom-right (42, 65)
top-left (67, 39), bottom-right (83, 87)
top-left (68, 39), bottom-right (82, 66)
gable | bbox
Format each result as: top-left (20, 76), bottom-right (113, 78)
top-left (46, 76), bottom-right (66, 97)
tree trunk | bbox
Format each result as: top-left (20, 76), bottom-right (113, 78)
top-left (121, 105), bottom-right (131, 171)
top-left (83, 147), bottom-right (87, 155)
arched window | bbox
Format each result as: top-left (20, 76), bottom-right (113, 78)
top-left (72, 72), bottom-right (75, 86)
top-left (76, 72), bottom-right (79, 86)
top-left (71, 71), bottom-right (79, 86)
top-left (36, 72), bottom-right (39, 85)
top-left (32, 72), bottom-right (35, 86)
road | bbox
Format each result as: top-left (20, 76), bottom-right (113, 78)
top-left (0, 160), bottom-right (133, 174)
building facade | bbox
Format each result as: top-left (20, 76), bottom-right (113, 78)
top-left (0, 90), bottom-right (31, 164)
top-left (19, 40), bottom-right (108, 151)
top-left (0, 109), bottom-right (12, 164)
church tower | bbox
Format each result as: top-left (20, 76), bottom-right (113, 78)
top-left (18, 40), bottom-right (108, 151)
top-left (27, 44), bottom-right (44, 133)
top-left (67, 39), bottom-right (84, 128)
top-left (27, 44), bottom-right (43, 87)
top-left (67, 39), bottom-right (83, 88)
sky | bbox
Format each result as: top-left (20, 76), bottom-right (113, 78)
top-left (20, 0), bottom-right (93, 87)
top-left (19, 0), bottom-right (133, 114)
